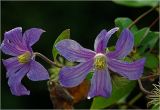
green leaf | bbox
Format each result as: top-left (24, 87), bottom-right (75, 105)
top-left (144, 53), bottom-right (158, 69)
top-left (114, 17), bottom-right (138, 34)
top-left (91, 76), bottom-right (136, 109)
top-left (107, 46), bottom-right (115, 51)
top-left (112, 0), bottom-right (158, 7)
top-left (52, 29), bottom-right (70, 61)
top-left (86, 72), bottom-right (93, 80)
top-left (134, 27), bottom-right (150, 47)
top-left (138, 31), bottom-right (159, 54)
top-left (123, 56), bottom-right (133, 62)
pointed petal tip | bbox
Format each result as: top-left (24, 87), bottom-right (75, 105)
top-left (100, 29), bottom-right (107, 33)
top-left (23, 28), bottom-right (46, 46)
top-left (5, 27), bottom-right (22, 35)
top-left (38, 28), bottom-right (46, 33)
top-left (12, 89), bottom-right (30, 96)
top-left (28, 28), bottom-right (46, 34)
top-left (113, 27), bottom-right (119, 31)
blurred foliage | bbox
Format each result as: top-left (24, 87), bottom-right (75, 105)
top-left (134, 27), bottom-right (150, 47)
top-left (138, 31), bottom-right (159, 54)
top-left (144, 53), bottom-right (158, 69)
top-left (114, 17), bottom-right (138, 34)
top-left (113, 0), bottom-right (159, 7)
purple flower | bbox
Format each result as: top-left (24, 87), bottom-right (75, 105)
top-left (55, 28), bottom-right (145, 99)
top-left (1, 27), bottom-right (49, 96)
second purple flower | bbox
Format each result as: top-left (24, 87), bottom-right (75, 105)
top-left (55, 27), bottom-right (145, 99)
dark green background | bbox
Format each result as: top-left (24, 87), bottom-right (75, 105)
top-left (1, 1), bottom-right (158, 109)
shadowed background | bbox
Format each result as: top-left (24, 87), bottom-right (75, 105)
top-left (1, 1), bottom-right (158, 109)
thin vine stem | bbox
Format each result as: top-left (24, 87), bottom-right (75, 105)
top-left (128, 6), bottom-right (157, 29)
top-left (149, 16), bottom-right (159, 28)
top-left (128, 92), bottom-right (143, 106)
top-left (141, 74), bottom-right (160, 80)
top-left (34, 52), bottom-right (63, 68)
top-left (138, 79), bottom-right (152, 95)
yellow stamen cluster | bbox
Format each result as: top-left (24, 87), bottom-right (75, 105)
top-left (94, 53), bottom-right (106, 70)
top-left (17, 51), bottom-right (31, 63)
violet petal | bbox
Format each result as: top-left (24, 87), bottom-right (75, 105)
top-left (94, 27), bottom-right (119, 53)
top-left (8, 64), bottom-right (30, 96)
top-left (59, 59), bottom-right (94, 87)
top-left (4, 27), bottom-right (23, 47)
top-left (23, 28), bottom-right (45, 46)
top-left (27, 60), bottom-right (49, 81)
top-left (1, 27), bottom-right (29, 54)
top-left (55, 39), bottom-right (95, 62)
top-left (2, 57), bottom-right (24, 78)
top-left (88, 68), bottom-right (112, 98)
top-left (1, 43), bottom-right (15, 56)
top-left (107, 29), bottom-right (134, 59)
top-left (108, 58), bottom-right (145, 80)
top-left (94, 29), bottom-right (107, 53)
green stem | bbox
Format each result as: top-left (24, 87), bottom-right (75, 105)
top-left (138, 79), bottom-right (152, 94)
top-left (34, 52), bottom-right (63, 68)
top-left (128, 92), bottom-right (143, 106)
top-left (149, 16), bottom-right (159, 28)
top-left (141, 74), bottom-right (160, 80)
top-left (128, 6), bottom-right (157, 29)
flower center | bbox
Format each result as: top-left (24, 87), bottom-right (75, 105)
top-left (94, 53), bottom-right (107, 70)
top-left (17, 51), bottom-right (31, 63)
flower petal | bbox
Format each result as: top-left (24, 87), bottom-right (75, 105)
top-left (2, 57), bottom-right (24, 78)
top-left (55, 39), bottom-right (95, 62)
top-left (94, 29), bottom-right (107, 53)
top-left (1, 41), bottom-right (20, 56)
top-left (27, 60), bottom-right (49, 81)
top-left (1, 28), bottom-right (27, 56)
top-left (88, 68), bottom-right (112, 99)
top-left (23, 28), bottom-right (45, 46)
top-left (108, 58), bottom-right (145, 80)
top-left (107, 29), bottom-right (134, 59)
top-left (8, 64), bottom-right (30, 96)
top-left (59, 59), bottom-right (94, 87)
top-left (94, 27), bottom-right (119, 53)
top-left (4, 27), bottom-right (23, 46)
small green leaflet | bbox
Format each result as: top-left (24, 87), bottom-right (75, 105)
top-left (134, 27), bottom-right (150, 47)
top-left (91, 75), bottom-right (136, 109)
top-left (52, 29), bottom-right (70, 61)
top-left (138, 31), bottom-right (159, 54)
top-left (144, 53), bottom-right (158, 69)
top-left (114, 17), bottom-right (138, 34)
